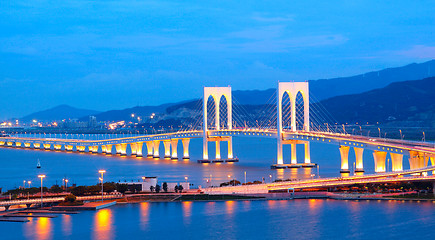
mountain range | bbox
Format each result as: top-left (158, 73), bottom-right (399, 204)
top-left (17, 60), bottom-right (435, 127)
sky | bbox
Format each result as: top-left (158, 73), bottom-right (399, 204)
top-left (0, 0), bottom-right (434, 119)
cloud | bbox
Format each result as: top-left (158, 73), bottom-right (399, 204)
top-left (397, 45), bottom-right (435, 59)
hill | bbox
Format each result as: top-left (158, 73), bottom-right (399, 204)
top-left (20, 105), bottom-right (100, 122)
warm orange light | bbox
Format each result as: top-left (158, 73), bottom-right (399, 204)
top-left (38, 175), bottom-right (46, 179)
top-left (99, 170), bottom-right (106, 174)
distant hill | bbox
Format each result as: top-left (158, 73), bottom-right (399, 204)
top-left (310, 60), bottom-right (435, 101)
top-left (318, 77), bottom-right (435, 126)
top-left (20, 105), bottom-right (100, 122)
top-left (80, 102), bottom-right (183, 122)
top-left (230, 60), bottom-right (435, 104)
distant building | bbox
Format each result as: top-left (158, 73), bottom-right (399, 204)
top-left (88, 116), bottom-right (97, 128)
top-left (118, 177), bottom-right (190, 192)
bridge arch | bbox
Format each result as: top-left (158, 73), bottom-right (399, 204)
top-left (295, 91), bottom-right (306, 131)
top-left (219, 95), bottom-right (229, 129)
top-left (206, 95), bottom-right (217, 130)
top-left (281, 91), bottom-right (292, 130)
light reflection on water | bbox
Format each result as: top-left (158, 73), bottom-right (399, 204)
top-left (93, 209), bottom-right (113, 240)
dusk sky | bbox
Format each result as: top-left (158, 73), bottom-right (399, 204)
top-left (1, 1), bottom-right (434, 119)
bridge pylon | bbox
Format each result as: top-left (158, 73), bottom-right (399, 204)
top-left (201, 86), bottom-right (235, 163)
top-left (276, 82), bottom-right (311, 167)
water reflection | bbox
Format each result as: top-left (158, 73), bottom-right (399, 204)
top-left (182, 201), bottom-right (193, 225)
top-left (93, 209), bottom-right (113, 240)
top-left (139, 202), bottom-right (150, 231)
top-left (35, 217), bottom-right (52, 240)
top-left (62, 214), bottom-right (72, 237)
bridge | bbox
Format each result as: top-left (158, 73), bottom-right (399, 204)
top-left (1, 82), bottom-right (434, 175)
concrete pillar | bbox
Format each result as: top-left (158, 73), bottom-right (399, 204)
top-left (304, 142), bottom-right (310, 164)
top-left (136, 142), bottom-right (143, 157)
top-left (409, 151), bottom-right (425, 169)
top-left (146, 141), bottom-right (154, 157)
top-left (354, 147), bottom-right (364, 172)
top-left (77, 146), bottom-right (86, 152)
top-left (34, 143), bottom-right (41, 149)
top-left (54, 144), bottom-right (62, 151)
top-left (101, 145), bottom-right (107, 154)
top-left (115, 144), bottom-right (121, 155)
top-left (339, 145), bottom-right (350, 173)
top-left (291, 143), bottom-right (297, 164)
top-left (153, 140), bottom-right (160, 158)
top-left (203, 134), bottom-right (209, 160)
top-left (390, 152), bottom-right (403, 172)
top-left (182, 138), bottom-right (190, 159)
top-left (92, 146), bottom-right (99, 154)
top-left (171, 139), bottom-right (178, 159)
top-left (163, 141), bottom-right (171, 158)
top-left (7, 142), bottom-right (13, 146)
top-left (215, 140), bottom-right (221, 160)
top-left (227, 137), bottom-right (233, 159)
top-left (130, 143), bottom-right (137, 156)
top-left (16, 142), bottom-right (22, 147)
top-left (65, 145), bottom-right (73, 151)
top-left (43, 144), bottom-right (51, 150)
top-left (373, 150), bottom-right (387, 173)
top-left (105, 145), bottom-right (112, 154)
top-left (24, 143), bottom-right (31, 148)
top-left (0, 141), bottom-right (5, 146)
top-left (120, 143), bottom-right (127, 156)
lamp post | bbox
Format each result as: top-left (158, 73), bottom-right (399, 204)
top-left (28, 181), bottom-right (31, 188)
top-left (269, 174), bottom-right (272, 183)
top-left (244, 171), bottom-right (247, 184)
top-left (378, 128), bottom-right (381, 138)
top-left (65, 179), bottom-right (69, 190)
top-left (185, 176), bottom-right (188, 189)
top-left (99, 170), bottom-right (106, 202)
top-left (38, 175), bottom-right (46, 208)
top-left (142, 176), bottom-right (145, 182)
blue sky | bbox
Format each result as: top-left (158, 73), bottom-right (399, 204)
top-left (0, 0), bottom-right (434, 119)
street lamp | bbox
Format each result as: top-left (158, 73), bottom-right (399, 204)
top-left (378, 128), bottom-right (381, 138)
top-left (142, 176), bottom-right (145, 182)
top-left (38, 175), bottom-right (46, 208)
top-left (65, 179), bottom-right (69, 190)
top-left (27, 181), bottom-right (31, 188)
top-left (99, 170), bottom-right (106, 202)
top-left (269, 174), bottom-right (272, 183)
top-left (185, 176), bottom-right (188, 188)
top-left (244, 171), bottom-right (247, 184)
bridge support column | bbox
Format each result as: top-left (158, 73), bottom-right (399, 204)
top-left (0, 141), bottom-right (5, 146)
top-left (24, 143), bottom-right (31, 148)
top-left (7, 142), bottom-right (13, 147)
top-left (228, 137), bottom-right (233, 159)
top-left (92, 146), bottom-right (99, 154)
top-left (130, 143), bottom-right (137, 156)
top-left (390, 153), bottom-right (403, 172)
top-left (65, 145), bottom-right (73, 151)
top-left (153, 140), bottom-right (160, 158)
top-left (77, 146), bottom-right (86, 152)
top-left (409, 151), bottom-right (425, 169)
top-left (146, 141), bottom-right (154, 157)
top-left (136, 142), bottom-right (143, 157)
top-left (16, 142), bottom-right (22, 147)
top-left (203, 135), bottom-right (209, 160)
top-left (54, 144), bottom-right (62, 151)
top-left (373, 150), bottom-right (387, 173)
top-left (171, 139), bottom-right (178, 159)
top-left (304, 142), bottom-right (310, 164)
top-left (277, 137), bottom-right (283, 165)
top-left (34, 143), bottom-right (41, 149)
top-left (114, 144), bottom-right (121, 155)
top-left (339, 145), bottom-right (350, 173)
top-left (120, 143), bottom-right (127, 156)
top-left (163, 141), bottom-right (171, 158)
top-left (291, 144), bottom-right (297, 164)
top-left (105, 145), bottom-right (112, 154)
top-left (354, 147), bottom-right (364, 172)
top-left (215, 140), bottom-right (221, 160)
top-left (182, 139), bottom-right (190, 159)
top-left (43, 144), bottom-right (51, 150)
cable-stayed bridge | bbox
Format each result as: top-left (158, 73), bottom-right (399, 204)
top-left (1, 82), bottom-right (434, 175)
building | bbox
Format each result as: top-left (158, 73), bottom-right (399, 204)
top-left (118, 177), bottom-right (190, 192)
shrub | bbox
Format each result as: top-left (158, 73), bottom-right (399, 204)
top-left (64, 194), bottom-right (77, 203)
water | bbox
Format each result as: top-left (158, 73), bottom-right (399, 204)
top-left (1, 200), bottom-right (435, 239)
top-left (1, 137), bottom-right (425, 239)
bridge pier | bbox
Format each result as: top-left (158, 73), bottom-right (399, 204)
top-left (130, 143), bottom-right (137, 156)
top-left (171, 139), bottom-right (178, 159)
top-left (182, 138), bottom-right (190, 159)
top-left (120, 143), bottom-right (127, 156)
top-left (24, 142), bottom-right (31, 148)
top-left (136, 142), bottom-right (143, 157)
top-left (0, 141), bottom-right (5, 146)
top-left (153, 140), bottom-right (160, 158)
top-left (54, 144), bottom-right (62, 151)
top-left (91, 146), bottom-right (99, 154)
top-left (409, 151), bottom-right (427, 169)
top-left (43, 144), bottom-right (51, 150)
top-left (373, 150), bottom-right (387, 173)
top-left (291, 143), bottom-right (297, 164)
top-left (34, 143), bottom-right (41, 149)
top-left (304, 142), bottom-right (310, 164)
top-left (339, 145), bottom-right (350, 173)
top-left (16, 142), bottom-right (22, 147)
top-left (7, 141), bottom-right (13, 147)
top-left (354, 147), bottom-right (364, 172)
top-left (146, 141), bottom-right (154, 157)
top-left (105, 145), bottom-right (112, 154)
top-left (215, 140), bottom-right (221, 160)
top-left (65, 145), bottom-right (74, 151)
top-left (390, 152), bottom-right (403, 172)
top-left (163, 141), bottom-right (171, 158)
top-left (77, 146), bottom-right (86, 152)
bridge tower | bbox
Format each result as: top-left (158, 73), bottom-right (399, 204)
top-left (203, 86), bottom-right (233, 161)
top-left (276, 82), bottom-right (310, 165)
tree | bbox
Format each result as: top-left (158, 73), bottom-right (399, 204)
top-left (155, 184), bottom-right (161, 193)
top-left (174, 185), bottom-right (178, 193)
top-left (71, 186), bottom-right (87, 196)
top-left (150, 185), bottom-right (155, 192)
top-left (178, 184), bottom-right (184, 193)
top-left (103, 182), bottom-right (116, 193)
top-left (162, 182), bottom-right (168, 192)
top-left (49, 185), bottom-right (63, 193)
top-left (115, 183), bottom-right (128, 194)
top-left (64, 194), bottom-right (77, 203)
